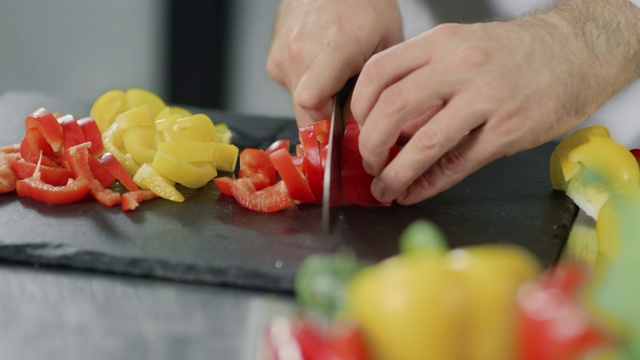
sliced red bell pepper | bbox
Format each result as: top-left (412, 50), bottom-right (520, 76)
top-left (230, 178), bottom-right (293, 213)
top-left (265, 139), bottom-right (290, 156)
top-left (58, 114), bottom-right (86, 149)
top-left (237, 148), bottom-right (277, 190)
top-left (77, 117), bottom-right (104, 156)
top-left (15, 176), bottom-right (91, 205)
top-left (213, 176), bottom-right (234, 196)
top-left (24, 108), bottom-right (64, 154)
top-left (87, 155), bottom-right (116, 188)
top-left (299, 124), bottom-right (323, 202)
top-left (20, 127), bottom-right (59, 167)
top-left (313, 119), bottom-right (331, 147)
top-left (1, 144), bottom-right (20, 154)
top-left (98, 152), bottom-right (139, 192)
top-left (66, 144), bottom-right (121, 207)
top-left (122, 189), bottom-right (158, 211)
top-left (0, 153), bottom-right (19, 194)
top-left (11, 157), bottom-right (73, 186)
top-left (269, 148), bottom-right (316, 204)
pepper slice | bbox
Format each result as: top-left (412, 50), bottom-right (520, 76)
top-left (16, 176), bottom-right (91, 205)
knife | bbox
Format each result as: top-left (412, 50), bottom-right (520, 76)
top-left (322, 79), bottom-right (355, 233)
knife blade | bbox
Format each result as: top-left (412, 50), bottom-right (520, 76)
top-left (322, 80), bottom-right (354, 233)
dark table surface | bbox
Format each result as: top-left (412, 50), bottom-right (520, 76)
top-left (0, 91), bottom-right (577, 359)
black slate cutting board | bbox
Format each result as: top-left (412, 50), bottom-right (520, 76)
top-left (0, 91), bottom-right (576, 293)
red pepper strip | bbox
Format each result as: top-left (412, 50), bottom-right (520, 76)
top-left (230, 178), bottom-right (294, 213)
top-left (269, 148), bottom-right (316, 204)
top-left (98, 152), bottom-right (139, 192)
top-left (213, 176), bottom-right (234, 196)
top-left (0, 144), bottom-right (20, 154)
top-left (66, 144), bottom-right (121, 207)
top-left (24, 108), bottom-right (64, 154)
top-left (20, 128), bottom-right (59, 167)
top-left (312, 119), bottom-right (330, 147)
top-left (0, 153), bottom-right (19, 194)
top-left (58, 114), bottom-right (86, 149)
top-left (299, 125), bottom-right (323, 202)
top-left (87, 156), bottom-right (116, 188)
top-left (237, 148), bottom-right (277, 190)
top-left (265, 139), bottom-right (290, 156)
top-left (77, 117), bottom-right (104, 156)
top-left (121, 189), bottom-right (158, 211)
top-left (11, 157), bottom-right (73, 186)
top-left (15, 176), bottom-right (91, 205)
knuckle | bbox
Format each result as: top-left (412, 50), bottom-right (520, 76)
top-left (412, 126), bottom-right (441, 154)
top-left (439, 149), bottom-right (465, 175)
top-left (362, 52), bottom-right (387, 79)
top-left (378, 86), bottom-right (407, 117)
top-left (293, 86), bottom-right (322, 112)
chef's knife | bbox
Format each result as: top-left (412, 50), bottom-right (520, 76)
top-left (322, 80), bottom-right (354, 233)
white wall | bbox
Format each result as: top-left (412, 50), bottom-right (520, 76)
top-left (0, 0), bottom-right (165, 105)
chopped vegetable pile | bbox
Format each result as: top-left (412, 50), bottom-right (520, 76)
top-left (0, 88), bottom-right (238, 210)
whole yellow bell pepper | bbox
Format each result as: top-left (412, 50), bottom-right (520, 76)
top-left (344, 237), bottom-right (541, 360)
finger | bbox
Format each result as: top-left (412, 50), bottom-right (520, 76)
top-left (351, 35), bottom-right (434, 125)
top-left (357, 63), bottom-right (452, 177)
top-left (294, 51), bottom-right (363, 122)
top-left (395, 126), bottom-right (503, 205)
top-left (369, 93), bottom-right (488, 203)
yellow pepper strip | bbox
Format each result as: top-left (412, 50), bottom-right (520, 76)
top-left (124, 88), bottom-right (166, 119)
top-left (345, 244), bottom-right (540, 360)
top-left (549, 125), bottom-right (610, 190)
top-left (90, 89), bottom-right (126, 133)
top-left (151, 150), bottom-right (217, 189)
top-left (133, 163), bottom-right (184, 202)
top-left (156, 141), bottom-right (238, 172)
top-left (101, 122), bottom-right (140, 175)
top-left (123, 126), bottom-right (157, 165)
top-left (215, 123), bottom-right (233, 144)
top-left (115, 105), bottom-right (154, 129)
top-left (160, 114), bottom-right (218, 143)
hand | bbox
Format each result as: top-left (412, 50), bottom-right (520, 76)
top-left (351, 0), bottom-right (640, 205)
top-left (266, 0), bottom-right (403, 127)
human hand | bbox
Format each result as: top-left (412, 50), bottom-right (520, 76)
top-left (266, 0), bottom-right (403, 127)
top-left (351, 0), bottom-right (640, 205)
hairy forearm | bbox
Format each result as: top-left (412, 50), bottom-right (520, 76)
top-left (519, 0), bottom-right (640, 118)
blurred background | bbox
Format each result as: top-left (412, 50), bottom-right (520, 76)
top-left (1, 0), bottom-right (638, 147)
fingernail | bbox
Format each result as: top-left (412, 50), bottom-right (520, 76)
top-left (371, 178), bottom-right (385, 200)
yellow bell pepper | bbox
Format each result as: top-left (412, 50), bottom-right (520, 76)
top-left (151, 150), bottom-right (217, 189)
top-left (549, 125), bottom-right (610, 191)
top-left (93, 88), bottom-right (239, 202)
top-left (156, 141), bottom-right (238, 172)
top-left (133, 163), bottom-right (184, 202)
top-left (345, 244), bottom-right (541, 360)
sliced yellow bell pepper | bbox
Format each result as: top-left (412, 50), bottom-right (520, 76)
top-left (156, 141), bottom-right (238, 172)
top-left (123, 126), bottom-right (157, 165)
top-left (90, 89), bottom-right (127, 133)
top-left (133, 163), bottom-right (184, 202)
top-left (151, 150), bottom-right (217, 189)
top-left (101, 122), bottom-right (140, 175)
